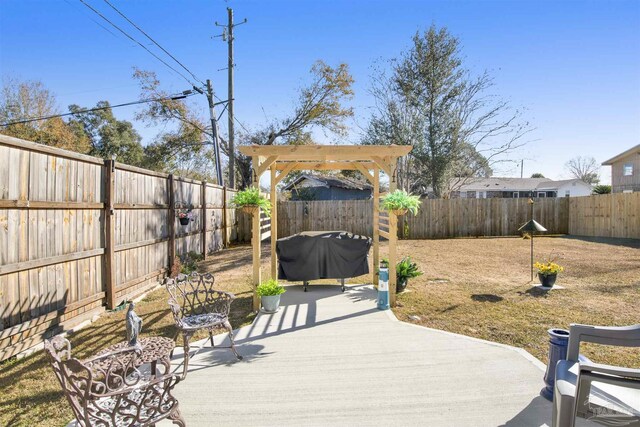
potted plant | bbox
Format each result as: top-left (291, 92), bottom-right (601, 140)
top-left (534, 260), bottom-right (564, 288)
top-left (177, 209), bottom-right (193, 225)
top-left (256, 279), bottom-right (286, 313)
top-left (231, 188), bottom-right (272, 217)
top-left (381, 257), bottom-right (423, 293)
top-left (381, 190), bottom-right (421, 216)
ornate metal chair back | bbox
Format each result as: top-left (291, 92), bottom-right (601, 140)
top-left (165, 272), bottom-right (233, 320)
top-left (44, 336), bottom-right (93, 423)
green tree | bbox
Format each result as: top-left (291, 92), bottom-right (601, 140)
top-left (0, 77), bottom-right (91, 152)
top-left (235, 61), bottom-right (354, 188)
top-left (68, 101), bottom-right (144, 166)
top-left (132, 69), bottom-right (211, 178)
top-left (531, 173), bottom-right (545, 178)
top-left (363, 26), bottom-right (530, 197)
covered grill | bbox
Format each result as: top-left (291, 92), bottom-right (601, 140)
top-left (276, 231), bottom-right (372, 292)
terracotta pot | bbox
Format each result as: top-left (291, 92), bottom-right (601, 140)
top-left (538, 273), bottom-right (557, 288)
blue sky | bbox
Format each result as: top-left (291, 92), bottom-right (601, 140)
top-left (1, 0), bottom-right (639, 184)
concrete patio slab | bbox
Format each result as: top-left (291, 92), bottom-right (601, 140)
top-left (160, 284), bottom-right (596, 427)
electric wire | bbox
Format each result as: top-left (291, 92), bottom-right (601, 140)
top-left (78, 0), bottom-right (199, 88)
top-left (1, 92), bottom-right (200, 127)
top-left (102, 0), bottom-right (206, 87)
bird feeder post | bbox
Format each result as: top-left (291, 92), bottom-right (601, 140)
top-left (518, 198), bottom-right (547, 283)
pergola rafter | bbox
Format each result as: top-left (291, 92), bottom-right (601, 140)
top-left (238, 144), bottom-right (412, 312)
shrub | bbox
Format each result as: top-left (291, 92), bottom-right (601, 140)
top-left (381, 190), bottom-right (421, 215)
top-left (256, 279), bottom-right (286, 296)
top-left (231, 188), bottom-right (272, 217)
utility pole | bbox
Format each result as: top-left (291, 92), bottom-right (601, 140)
top-left (216, 8), bottom-right (246, 189)
top-left (521, 160), bottom-right (524, 178)
top-left (227, 8), bottom-right (235, 189)
top-left (206, 79), bottom-right (224, 186)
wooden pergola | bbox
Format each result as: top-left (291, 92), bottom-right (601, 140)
top-left (238, 144), bottom-right (412, 311)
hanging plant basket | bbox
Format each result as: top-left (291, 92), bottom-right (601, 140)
top-left (391, 209), bottom-right (408, 216)
top-left (241, 205), bottom-right (260, 215)
top-left (179, 217), bottom-right (190, 226)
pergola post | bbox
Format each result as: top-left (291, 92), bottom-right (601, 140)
top-left (251, 155), bottom-right (261, 312)
top-left (270, 163), bottom-right (278, 280)
top-left (388, 157), bottom-right (398, 307)
top-left (372, 167), bottom-right (380, 287)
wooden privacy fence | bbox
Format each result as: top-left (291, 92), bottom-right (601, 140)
top-left (277, 193), bottom-right (639, 240)
top-left (277, 197), bottom-right (571, 239)
top-left (568, 192), bottom-right (640, 238)
top-left (0, 135), bottom-right (248, 360)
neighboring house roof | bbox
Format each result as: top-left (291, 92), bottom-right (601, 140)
top-left (536, 179), bottom-right (592, 190)
top-left (282, 174), bottom-right (372, 191)
top-left (602, 144), bottom-right (640, 165)
top-left (457, 177), bottom-right (553, 192)
top-left (456, 177), bottom-right (590, 192)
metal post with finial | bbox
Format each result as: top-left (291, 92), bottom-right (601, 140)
top-left (518, 198), bottom-right (547, 281)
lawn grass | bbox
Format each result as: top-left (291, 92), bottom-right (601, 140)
top-left (389, 236), bottom-right (640, 368)
top-left (1, 236), bottom-right (638, 426)
top-left (0, 245), bottom-right (262, 427)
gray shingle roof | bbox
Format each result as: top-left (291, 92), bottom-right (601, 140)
top-left (283, 174), bottom-right (372, 191)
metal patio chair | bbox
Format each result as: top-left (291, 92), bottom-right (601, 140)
top-left (552, 323), bottom-right (640, 426)
top-left (165, 272), bottom-right (242, 378)
top-left (44, 335), bottom-right (185, 427)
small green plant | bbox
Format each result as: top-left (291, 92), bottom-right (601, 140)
top-left (396, 257), bottom-right (423, 284)
top-left (381, 190), bottom-right (421, 215)
top-left (180, 251), bottom-right (204, 275)
top-left (380, 257), bottom-right (423, 283)
top-left (231, 187), bottom-right (272, 217)
top-left (256, 279), bottom-right (286, 296)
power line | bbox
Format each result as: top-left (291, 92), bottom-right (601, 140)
top-left (1, 92), bottom-right (202, 127)
top-left (102, 0), bottom-right (206, 87)
top-left (78, 0), bottom-right (200, 88)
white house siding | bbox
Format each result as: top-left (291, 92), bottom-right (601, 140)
top-left (554, 181), bottom-right (592, 197)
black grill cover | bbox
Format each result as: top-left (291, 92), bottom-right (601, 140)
top-left (277, 231), bottom-right (372, 281)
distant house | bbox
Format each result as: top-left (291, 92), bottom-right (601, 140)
top-left (448, 177), bottom-right (592, 199)
top-left (602, 144), bottom-right (640, 193)
top-left (283, 174), bottom-right (372, 201)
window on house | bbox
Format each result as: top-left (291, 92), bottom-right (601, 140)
top-left (537, 192), bottom-right (546, 198)
top-left (513, 192), bottom-right (519, 198)
top-left (623, 164), bottom-right (633, 176)
top-left (565, 190), bottom-right (570, 197)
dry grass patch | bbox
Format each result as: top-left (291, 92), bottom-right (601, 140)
top-left (390, 236), bottom-right (640, 368)
top-left (0, 244), bottom-right (263, 427)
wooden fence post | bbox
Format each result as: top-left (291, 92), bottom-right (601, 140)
top-left (104, 159), bottom-right (116, 309)
top-left (168, 174), bottom-right (176, 273)
top-left (223, 186), bottom-right (229, 248)
top-left (201, 181), bottom-right (207, 259)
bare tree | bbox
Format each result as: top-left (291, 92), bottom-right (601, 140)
top-left (565, 156), bottom-right (600, 184)
top-left (134, 61), bottom-right (354, 187)
top-left (234, 60), bottom-right (354, 188)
